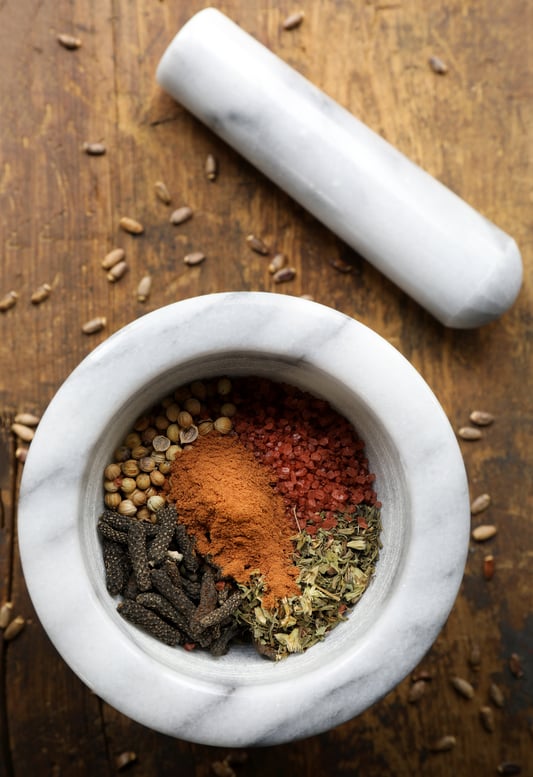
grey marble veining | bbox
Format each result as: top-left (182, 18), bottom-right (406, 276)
top-left (156, 8), bottom-right (522, 328)
top-left (18, 292), bottom-right (470, 746)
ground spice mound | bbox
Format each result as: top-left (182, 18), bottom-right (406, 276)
top-left (167, 434), bottom-right (300, 609)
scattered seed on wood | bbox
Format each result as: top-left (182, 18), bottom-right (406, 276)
top-left (31, 283), bottom-right (52, 304)
top-left (479, 705), bottom-right (495, 732)
top-left (483, 554), bottom-right (495, 580)
top-left (11, 423), bottom-right (35, 442)
top-left (107, 260), bottom-right (128, 282)
top-left (497, 764), bottom-right (522, 776)
top-left (211, 760), bottom-right (236, 777)
top-left (472, 524), bottom-right (497, 542)
top-left (471, 493), bottom-right (491, 515)
top-left (329, 257), bottom-right (353, 273)
top-left (468, 642), bottom-right (481, 669)
top-left (458, 426), bottom-right (482, 440)
top-left (246, 234), bottom-right (270, 255)
top-left (450, 675), bottom-right (475, 699)
top-left (15, 446), bottom-right (28, 463)
top-left (102, 248), bottom-right (125, 270)
top-left (184, 251), bottom-right (206, 266)
top-left (509, 652), bottom-right (524, 678)
top-left (429, 55), bottom-right (448, 74)
top-left (470, 410), bottom-right (494, 426)
top-left (268, 253), bottom-right (286, 273)
top-left (115, 751), bottom-right (137, 770)
top-left (154, 180), bottom-right (171, 204)
top-left (57, 33), bottom-right (82, 50)
top-left (0, 291), bottom-right (18, 312)
top-left (119, 216), bottom-right (144, 235)
top-left (408, 679), bottom-right (427, 703)
top-left (0, 602), bottom-right (13, 629)
top-left (282, 10), bottom-right (305, 30)
top-left (412, 669), bottom-right (432, 682)
top-left (82, 142), bottom-right (106, 156)
top-left (14, 412), bottom-right (40, 426)
top-left (170, 205), bottom-right (193, 225)
top-left (3, 615), bottom-right (25, 641)
top-left (489, 682), bottom-right (505, 708)
top-left (205, 154), bottom-right (218, 181)
top-left (137, 275), bottom-right (152, 302)
top-left (273, 267), bottom-right (297, 283)
top-left (82, 316), bottom-right (106, 335)
top-left (430, 735), bottom-right (456, 752)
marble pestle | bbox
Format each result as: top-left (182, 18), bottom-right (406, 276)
top-left (156, 8), bottom-right (522, 328)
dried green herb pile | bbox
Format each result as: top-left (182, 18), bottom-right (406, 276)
top-left (236, 506), bottom-right (382, 660)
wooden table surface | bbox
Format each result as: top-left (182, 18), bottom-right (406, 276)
top-left (1, 1), bottom-right (531, 775)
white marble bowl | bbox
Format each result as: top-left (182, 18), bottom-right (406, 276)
top-left (18, 292), bottom-right (469, 746)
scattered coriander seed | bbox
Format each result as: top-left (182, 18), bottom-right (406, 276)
top-left (0, 602), bottom-right (13, 629)
top-left (118, 499), bottom-right (137, 517)
top-left (273, 266), bottom-right (297, 283)
top-left (429, 55), bottom-right (448, 74)
top-left (198, 420), bottom-right (214, 436)
top-left (471, 493), bottom-right (491, 514)
top-left (472, 524), bottom-right (497, 542)
top-left (217, 377), bottom-right (232, 395)
top-left (82, 142), bottom-right (106, 156)
top-left (470, 410), bottom-right (494, 426)
top-left (190, 380), bottom-right (207, 399)
top-left (102, 248), bottom-right (125, 270)
top-left (214, 416), bottom-right (233, 434)
top-left (282, 10), bottom-right (305, 30)
top-left (179, 425), bottom-right (199, 444)
top-left (220, 402), bottom-right (237, 418)
top-left (458, 426), bottom-right (482, 440)
top-left (450, 675), bottom-right (475, 699)
top-left (152, 435), bottom-right (171, 452)
top-left (489, 682), bottom-right (505, 708)
top-left (205, 153), bottom-right (218, 181)
top-left (3, 615), bottom-right (25, 641)
top-left (14, 412), bottom-right (40, 426)
top-left (122, 460), bottom-right (140, 477)
top-left (0, 291), bottom-right (18, 312)
top-left (246, 234), bottom-right (270, 255)
top-left (154, 180), bottom-right (171, 204)
top-left (268, 253), bottom-right (286, 273)
top-left (170, 205), bottom-right (193, 225)
top-left (184, 251), bottom-right (206, 266)
top-left (107, 260), bottom-right (128, 282)
top-left (177, 411), bottom-right (193, 429)
top-left (105, 493), bottom-right (122, 509)
top-left (119, 216), bottom-right (144, 235)
top-left (137, 275), bottom-right (152, 302)
top-left (430, 735), bottom-right (456, 752)
top-left (147, 495), bottom-right (165, 512)
top-left (183, 397), bottom-right (201, 415)
top-left (479, 705), bottom-right (495, 732)
top-left (483, 554), bottom-right (495, 580)
top-left (150, 470), bottom-right (166, 487)
top-left (57, 33), bottom-right (82, 50)
top-left (82, 316), bottom-right (106, 335)
top-left (509, 652), bottom-right (524, 678)
top-left (11, 423), bottom-right (35, 442)
top-left (31, 283), bottom-right (52, 304)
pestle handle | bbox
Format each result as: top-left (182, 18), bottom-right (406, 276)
top-left (156, 8), bottom-right (522, 328)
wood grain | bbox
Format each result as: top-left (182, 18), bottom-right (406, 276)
top-left (1, 1), bottom-right (531, 775)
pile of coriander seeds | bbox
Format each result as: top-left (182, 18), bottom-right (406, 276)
top-left (102, 377), bottom-right (235, 521)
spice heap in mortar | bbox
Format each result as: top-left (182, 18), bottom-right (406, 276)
top-left (99, 377), bottom-right (382, 660)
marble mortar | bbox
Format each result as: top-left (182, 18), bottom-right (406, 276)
top-left (18, 292), bottom-right (470, 746)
